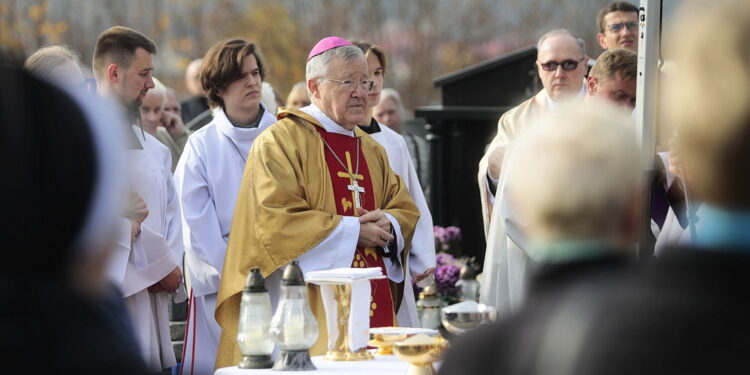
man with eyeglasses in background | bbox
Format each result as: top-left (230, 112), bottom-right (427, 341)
top-left (477, 29), bottom-right (589, 235)
top-left (213, 36), bottom-right (419, 367)
top-left (477, 29), bottom-right (590, 313)
top-left (597, 2), bottom-right (639, 53)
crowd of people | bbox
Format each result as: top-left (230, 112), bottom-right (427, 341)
top-left (2, 0), bottom-right (749, 374)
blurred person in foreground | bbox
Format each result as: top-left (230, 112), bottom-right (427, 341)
top-left (440, 102), bottom-right (640, 375)
top-left (24, 45), bottom-right (84, 87)
top-left (214, 36), bottom-right (418, 367)
top-left (597, 1), bottom-right (639, 53)
top-left (374, 88), bottom-right (431, 199)
top-left (0, 64), bottom-right (147, 374)
top-left (531, 2), bottom-right (750, 373)
top-left (480, 43), bottom-right (634, 315)
top-left (352, 40), bottom-right (436, 328)
top-left (478, 29), bottom-right (589, 236)
top-left (93, 26), bottom-right (185, 374)
top-left (138, 77), bottom-right (189, 171)
top-left (286, 81), bottom-right (311, 108)
top-left (174, 38), bottom-right (277, 375)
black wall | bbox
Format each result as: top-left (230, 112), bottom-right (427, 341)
top-left (415, 46), bottom-right (541, 267)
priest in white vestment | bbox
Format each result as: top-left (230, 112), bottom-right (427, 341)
top-left (93, 26), bottom-right (185, 373)
top-left (353, 40), bottom-right (436, 327)
top-left (173, 38), bottom-right (276, 375)
top-left (122, 126), bottom-right (185, 372)
top-left (479, 29), bottom-right (589, 313)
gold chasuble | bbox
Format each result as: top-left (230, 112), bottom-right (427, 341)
top-left (214, 108), bottom-right (419, 369)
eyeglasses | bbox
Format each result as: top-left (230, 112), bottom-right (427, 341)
top-left (538, 57), bottom-right (585, 72)
top-left (606, 21), bottom-right (638, 33)
top-left (320, 78), bottom-right (375, 92)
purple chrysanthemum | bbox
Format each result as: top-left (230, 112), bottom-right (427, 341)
top-left (435, 263), bottom-right (460, 295)
top-left (445, 226), bottom-right (462, 241)
top-left (436, 253), bottom-right (455, 267)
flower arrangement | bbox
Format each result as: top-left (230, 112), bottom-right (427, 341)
top-left (434, 253), bottom-right (462, 305)
top-left (423, 226), bottom-right (469, 305)
top-left (434, 225), bottom-right (462, 257)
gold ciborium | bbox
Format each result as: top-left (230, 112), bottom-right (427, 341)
top-left (393, 334), bottom-right (449, 375)
top-left (368, 332), bottom-right (408, 355)
top-left (369, 327), bottom-right (440, 355)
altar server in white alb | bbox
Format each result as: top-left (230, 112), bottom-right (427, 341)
top-left (93, 26), bottom-right (185, 373)
top-left (353, 41), bottom-right (436, 327)
top-left (174, 38), bottom-right (276, 375)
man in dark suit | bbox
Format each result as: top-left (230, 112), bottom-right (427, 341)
top-left (180, 58), bottom-right (210, 128)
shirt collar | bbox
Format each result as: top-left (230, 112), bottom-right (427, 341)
top-left (545, 84), bottom-right (586, 109)
top-left (694, 204), bottom-right (750, 251)
top-left (300, 103), bottom-right (355, 137)
top-left (215, 103), bottom-right (274, 141)
top-left (226, 104), bottom-right (265, 128)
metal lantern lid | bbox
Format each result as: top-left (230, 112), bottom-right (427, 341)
top-left (281, 261), bottom-right (305, 286)
top-left (459, 263), bottom-right (478, 280)
top-left (244, 267), bottom-right (267, 293)
top-left (419, 283), bottom-right (438, 300)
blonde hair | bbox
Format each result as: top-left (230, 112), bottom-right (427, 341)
top-left (506, 102), bottom-right (638, 243)
top-left (665, 0), bottom-right (750, 207)
top-left (24, 45), bottom-right (79, 78)
top-left (590, 48), bottom-right (637, 82)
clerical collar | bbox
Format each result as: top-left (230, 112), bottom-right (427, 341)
top-left (227, 104), bottom-right (265, 128)
top-left (357, 118), bottom-right (382, 134)
top-left (693, 204), bottom-right (750, 252)
top-left (545, 85), bottom-right (586, 109)
top-left (300, 103), bottom-right (356, 137)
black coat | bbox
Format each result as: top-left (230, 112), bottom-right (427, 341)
top-left (180, 96), bottom-right (210, 124)
top-left (439, 247), bottom-right (750, 375)
top-left (0, 280), bottom-right (148, 375)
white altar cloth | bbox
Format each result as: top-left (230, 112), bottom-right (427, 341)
top-left (215, 353), bottom-right (410, 375)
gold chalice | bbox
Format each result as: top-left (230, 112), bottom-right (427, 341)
top-left (393, 334), bottom-right (449, 375)
top-left (369, 327), bottom-right (440, 355)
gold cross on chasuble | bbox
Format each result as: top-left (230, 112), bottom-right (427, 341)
top-left (315, 126), bottom-right (395, 328)
top-left (336, 151), bottom-right (365, 209)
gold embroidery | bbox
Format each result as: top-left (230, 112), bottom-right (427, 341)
top-left (364, 248), bottom-right (378, 260)
top-left (341, 197), bottom-right (353, 214)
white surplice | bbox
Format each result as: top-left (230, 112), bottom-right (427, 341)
top-left (174, 106), bottom-right (276, 375)
top-left (479, 142), bottom-right (534, 318)
top-left (364, 122), bottom-right (436, 328)
top-left (121, 126), bottom-right (185, 373)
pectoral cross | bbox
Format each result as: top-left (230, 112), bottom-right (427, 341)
top-left (347, 180), bottom-right (365, 208)
top-left (337, 151), bottom-right (365, 210)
